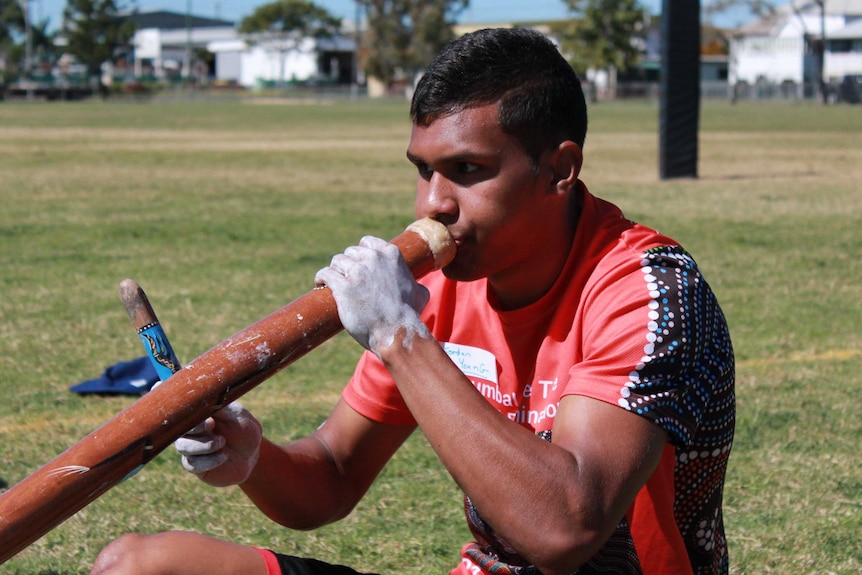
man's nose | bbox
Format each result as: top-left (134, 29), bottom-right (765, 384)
top-left (416, 173), bottom-right (458, 221)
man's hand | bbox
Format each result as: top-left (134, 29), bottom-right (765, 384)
top-left (173, 402), bottom-right (262, 487)
top-left (314, 236), bottom-right (431, 355)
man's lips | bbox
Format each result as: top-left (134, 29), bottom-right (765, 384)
top-left (445, 228), bottom-right (466, 247)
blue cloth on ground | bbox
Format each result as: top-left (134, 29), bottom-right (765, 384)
top-left (69, 356), bottom-right (158, 395)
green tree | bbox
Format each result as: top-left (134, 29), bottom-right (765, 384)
top-left (557, 0), bottom-right (646, 98)
top-left (239, 0), bottom-right (341, 87)
top-left (0, 0), bottom-right (24, 47)
top-left (358, 0), bottom-right (468, 86)
top-left (0, 1), bottom-right (55, 82)
top-left (0, 0), bottom-right (25, 81)
top-left (62, 0), bottom-right (135, 95)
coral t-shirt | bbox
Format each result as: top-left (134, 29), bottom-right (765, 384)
top-left (343, 187), bottom-right (735, 575)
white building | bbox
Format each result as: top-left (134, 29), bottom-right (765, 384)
top-left (208, 35), bottom-right (356, 89)
top-left (130, 11), bottom-right (237, 80)
top-left (130, 9), bottom-right (356, 89)
top-left (825, 16), bottom-right (862, 77)
top-left (729, 0), bottom-right (862, 96)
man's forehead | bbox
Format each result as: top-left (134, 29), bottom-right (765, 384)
top-left (414, 102), bottom-right (500, 129)
top-left (414, 99), bottom-right (500, 126)
top-left (408, 105), bottom-right (505, 155)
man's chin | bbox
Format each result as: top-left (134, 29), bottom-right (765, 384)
top-left (441, 263), bottom-right (482, 283)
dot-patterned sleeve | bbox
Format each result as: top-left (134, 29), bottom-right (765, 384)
top-left (571, 245), bottom-right (735, 450)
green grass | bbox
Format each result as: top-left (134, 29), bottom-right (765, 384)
top-left (1, 98), bottom-right (861, 574)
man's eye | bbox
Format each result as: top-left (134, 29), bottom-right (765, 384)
top-left (416, 163), bottom-right (433, 177)
top-left (457, 163), bottom-right (480, 174)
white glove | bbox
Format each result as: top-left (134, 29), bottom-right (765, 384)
top-left (314, 236), bottom-right (430, 355)
top-left (173, 401), bottom-right (262, 487)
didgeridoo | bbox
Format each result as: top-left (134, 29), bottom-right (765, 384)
top-left (0, 218), bottom-right (455, 565)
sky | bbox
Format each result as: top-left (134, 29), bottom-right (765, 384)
top-left (29, 0), bottom-right (759, 32)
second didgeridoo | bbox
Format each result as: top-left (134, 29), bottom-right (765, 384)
top-left (0, 218), bottom-right (455, 566)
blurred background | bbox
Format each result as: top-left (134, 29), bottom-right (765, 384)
top-left (2, 0), bottom-right (860, 105)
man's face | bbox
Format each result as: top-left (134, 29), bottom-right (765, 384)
top-left (407, 103), bottom-right (565, 300)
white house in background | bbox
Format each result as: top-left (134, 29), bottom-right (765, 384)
top-left (129, 9), bottom-right (357, 88)
top-left (208, 35), bottom-right (356, 89)
top-left (130, 10), bottom-right (237, 80)
top-left (826, 16), bottom-right (862, 77)
top-left (729, 0), bottom-right (862, 94)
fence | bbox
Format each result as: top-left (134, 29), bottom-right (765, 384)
top-left (612, 79), bottom-right (861, 103)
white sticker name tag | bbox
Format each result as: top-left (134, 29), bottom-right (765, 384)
top-left (443, 342), bottom-right (498, 385)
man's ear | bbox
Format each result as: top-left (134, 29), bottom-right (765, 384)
top-left (549, 141), bottom-right (583, 194)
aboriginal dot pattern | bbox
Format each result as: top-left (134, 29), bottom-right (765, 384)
top-left (458, 242), bottom-right (735, 575)
top-left (619, 245), bottom-right (736, 574)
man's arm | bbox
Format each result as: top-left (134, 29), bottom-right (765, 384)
top-left (378, 334), bottom-right (668, 575)
top-left (238, 399), bottom-right (414, 530)
top-left (176, 398), bottom-right (413, 530)
top-left (317, 235), bottom-right (670, 574)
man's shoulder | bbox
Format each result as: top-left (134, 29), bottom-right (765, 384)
top-left (579, 189), bottom-right (682, 261)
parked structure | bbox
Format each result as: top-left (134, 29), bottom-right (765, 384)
top-left (729, 0), bottom-right (862, 100)
top-left (208, 35), bottom-right (356, 89)
top-left (129, 9), bottom-right (356, 89)
top-left (130, 11), bottom-right (236, 81)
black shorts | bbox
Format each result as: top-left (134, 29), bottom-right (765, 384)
top-left (257, 548), bottom-right (379, 575)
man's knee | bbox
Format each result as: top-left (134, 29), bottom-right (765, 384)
top-left (90, 533), bottom-right (159, 575)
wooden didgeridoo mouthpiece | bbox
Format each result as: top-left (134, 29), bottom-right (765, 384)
top-left (0, 218), bottom-right (455, 566)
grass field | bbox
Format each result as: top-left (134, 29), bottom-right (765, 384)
top-left (1, 97), bottom-right (860, 574)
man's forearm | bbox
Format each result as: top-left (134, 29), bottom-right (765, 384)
top-left (376, 331), bottom-right (659, 575)
top-left (239, 436), bottom-right (357, 530)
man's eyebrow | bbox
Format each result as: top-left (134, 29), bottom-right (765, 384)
top-left (406, 151), bottom-right (483, 165)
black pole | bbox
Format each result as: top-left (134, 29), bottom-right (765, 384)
top-left (659, 0), bottom-right (701, 180)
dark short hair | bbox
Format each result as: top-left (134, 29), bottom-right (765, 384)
top-left (410, 27), bottom-right (588, 163)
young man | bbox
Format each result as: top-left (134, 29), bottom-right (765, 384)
top-left (91, 27), bottom-right (735, 575)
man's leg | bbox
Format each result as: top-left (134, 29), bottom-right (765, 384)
top-left (90, 531), bottom-right (269, 575)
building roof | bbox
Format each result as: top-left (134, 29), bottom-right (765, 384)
top-left (778, 0), bottom-right (862, 17)
top-left (780, 0), bottom-right (862, 16)
top-left (821, 0), bottom-right (862, 15)
top-left (734, 0), bottom-right (862, 36)
top-left (127, 10), bottom-right (235, 30)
